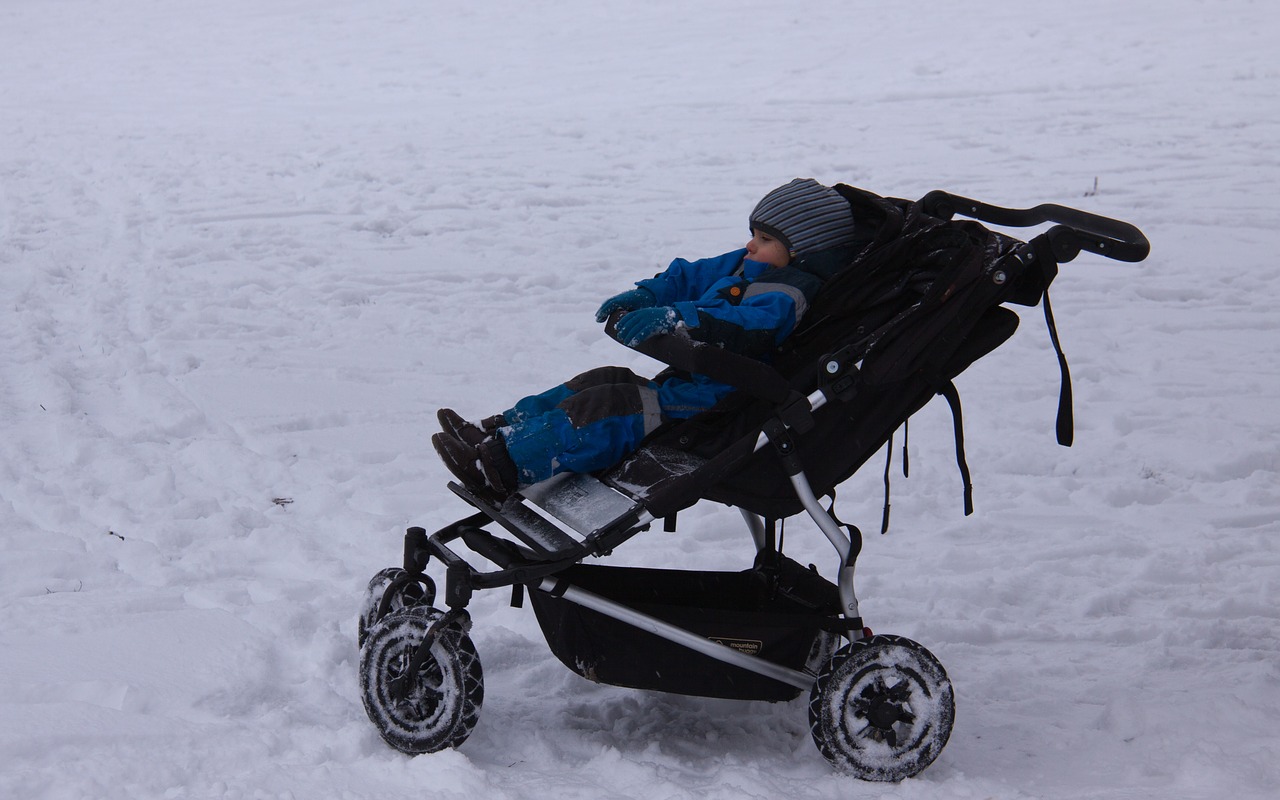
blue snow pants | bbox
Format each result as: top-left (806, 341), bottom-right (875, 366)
top-left (499, 366), bottom-right (729, 486)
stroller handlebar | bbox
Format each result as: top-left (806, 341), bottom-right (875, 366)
top-left (919, 190), bottom-right (1150, 264)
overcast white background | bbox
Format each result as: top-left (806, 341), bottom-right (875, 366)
top-left (2, 1), bottom-right (1277, 798)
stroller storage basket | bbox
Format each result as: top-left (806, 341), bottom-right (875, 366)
top-left (528, 555), bottom-right (840, 701)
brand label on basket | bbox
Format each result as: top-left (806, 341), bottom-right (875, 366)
top-left (709, 636), bottom-right (763, 656)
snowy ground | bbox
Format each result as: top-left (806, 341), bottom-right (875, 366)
top-left (2, 1), bottom-right (1278, 798)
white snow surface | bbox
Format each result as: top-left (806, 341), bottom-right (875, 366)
top-left (2, 1), bottom-right (1278, 798)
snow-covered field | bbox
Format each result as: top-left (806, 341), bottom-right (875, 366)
top-left (3, 1), bottom-right (1278, 797)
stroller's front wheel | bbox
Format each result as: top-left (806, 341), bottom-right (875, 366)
top-left (359, 606), bottom-right (484, 754)
top-left (808, 634), bottom-right (954, 781)
top-left (358, 567), bottom-right (435, 649)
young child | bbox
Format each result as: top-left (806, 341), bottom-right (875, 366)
top-left (432, 178), bottom-right (867, 496)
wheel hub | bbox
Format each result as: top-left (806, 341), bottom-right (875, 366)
top-left (854, 677), bottom-right (916, 745)
top-left (866, 698), bottom-right (905, 730)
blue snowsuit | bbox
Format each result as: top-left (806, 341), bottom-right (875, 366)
top-left (499, 248), bottom-right (828, 487)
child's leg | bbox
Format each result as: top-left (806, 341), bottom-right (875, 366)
top-left (501, 376), bottom-right (662, 486)
top-left (653, 375), bottom-right (731, 419)
top-left (504, 366), bottom-right (652, 425)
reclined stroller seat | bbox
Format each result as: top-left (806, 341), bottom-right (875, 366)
top-left (607, 184), bottom-right (1035, 523)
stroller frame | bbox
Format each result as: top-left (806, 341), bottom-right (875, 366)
top-left (422, 416), bottom-right (862, 693)
top-left (357, 190), bottom-right (1149, 781)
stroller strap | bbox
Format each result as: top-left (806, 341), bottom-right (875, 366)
top-left (1032, 233), bottom-right (1074, 448)
top-left (1042, 287), bottom-right (1074, 447)
top-left (939, 381), bottom-right (975, 516)
top-left (878, 379), bottom-right (973, 534)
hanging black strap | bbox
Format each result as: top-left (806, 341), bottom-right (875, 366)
top-left (938, 381), bottom-right (975, 516)
top-left (902, 418), bottom-right (911, 477)
top-left (1031, 234), bottom-right (1073, 447)
top-left (881, 429), bottom-right (894, 533)
top-left (1042, 287), bottom-right (1074, 447)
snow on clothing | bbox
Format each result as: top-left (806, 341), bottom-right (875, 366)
top-left (499, 247), bottom-right (828, 486)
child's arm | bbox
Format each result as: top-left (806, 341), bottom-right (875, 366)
top-left (635, 249), bottom-right (748, 305)
top-left (671, 266), bottom-right (825, 358)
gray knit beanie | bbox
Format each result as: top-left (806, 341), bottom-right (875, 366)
top-left (749, 178), bottom-right (858, 257)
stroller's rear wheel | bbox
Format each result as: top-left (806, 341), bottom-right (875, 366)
top-left (359, 606), bottom-right (484, 754)
top-left (808, 634), bottom-right (954, 781)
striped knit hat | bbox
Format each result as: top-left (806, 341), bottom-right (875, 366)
top-left (749, 178), bottom-right (857, 257)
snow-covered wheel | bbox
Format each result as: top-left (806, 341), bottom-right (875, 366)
top-left (358, 567), bottom-right (435, 649)
top-left (804, 629), bottom-right (842, 676)
top-left (808, 634), bottom-right (954, 782)
top-left (359, 606), bottom-right (484, 754)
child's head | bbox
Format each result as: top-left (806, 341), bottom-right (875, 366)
top-left (749, 178), bottom-right (858, 261)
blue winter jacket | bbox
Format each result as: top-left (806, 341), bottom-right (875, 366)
top-left (635, 248), bottom-right (827, 418)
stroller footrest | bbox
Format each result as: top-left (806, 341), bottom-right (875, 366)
top-left (519, 472), bottom-right (639, 537)
top-left (448, 475), bottom-right (647, 562)
top-left (496, 498), bottom-right (584, 557)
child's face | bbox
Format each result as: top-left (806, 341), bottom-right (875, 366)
top-left (745, 229), bottom-right (791, 268)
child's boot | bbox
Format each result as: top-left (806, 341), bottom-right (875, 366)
top-left (437, 408), bottom-right (505, 446)
top-left (432, 432), bottom-right (486, 488)
top-left (476, 437), bottom-right (519, 496)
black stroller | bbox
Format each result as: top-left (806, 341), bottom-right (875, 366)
top-left (356, 187), bottom-right (1149, 781)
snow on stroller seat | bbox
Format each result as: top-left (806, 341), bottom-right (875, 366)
top-left (356, 185), bottom-right (1149, 781)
